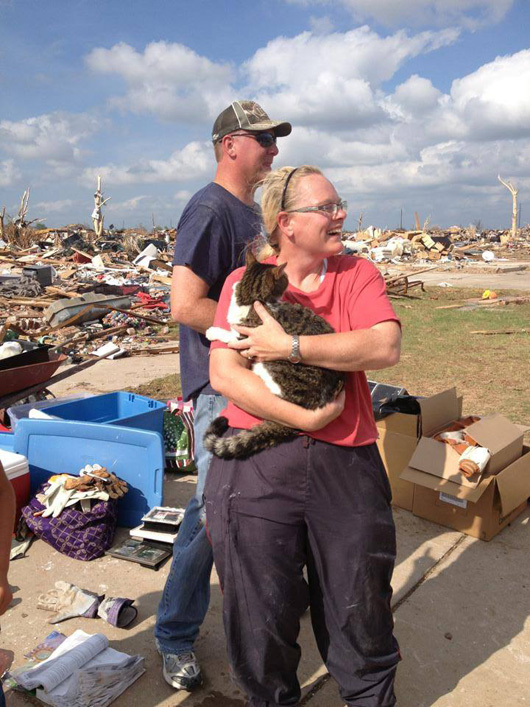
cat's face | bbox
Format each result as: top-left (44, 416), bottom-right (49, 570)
top-left (237, 262), bottom-right (288, 305)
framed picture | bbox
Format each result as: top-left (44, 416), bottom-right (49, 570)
top-left (106, 538), bottom-right (171, 569)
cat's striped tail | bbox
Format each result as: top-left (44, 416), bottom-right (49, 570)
top-left (203, 416), bottom-right (297, 460)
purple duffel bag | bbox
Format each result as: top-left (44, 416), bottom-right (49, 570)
top-left (21, 483), bottom-right (118, 561)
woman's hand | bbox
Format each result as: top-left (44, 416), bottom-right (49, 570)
top-left (296, 390), bottom-right (346, 432)
top-left (228, 302), bottom-right (291, 361)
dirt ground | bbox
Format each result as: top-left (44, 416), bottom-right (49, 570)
top-left (48, 354), bottom-right (180, 398)
top-left (389, 260), bottom-right (530, 290)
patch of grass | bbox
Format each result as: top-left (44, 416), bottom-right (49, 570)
top-left (368, 287), bottom-right (530, 432)
top-left (127, 373), bottom-right (181, 401)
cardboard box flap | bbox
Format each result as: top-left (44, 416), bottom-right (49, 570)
top-left (407, 437), bottom-right (483, 488)
top-left (400, 465), bottom-right (493, 502)
top-left (418, 388), bottom-right (460, 437)
top-left (496, 448), bottom-right (530, 516)
top-left (465, 414), bottom-right (523, 453)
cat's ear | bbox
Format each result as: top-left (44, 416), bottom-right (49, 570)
top-left (275, 262), bottom-right (287, 277)
top-left (245, 249), bottom-right (257, 266)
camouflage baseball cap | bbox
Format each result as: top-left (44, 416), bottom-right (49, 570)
top-left (212, 100), bottom-right (292, 143)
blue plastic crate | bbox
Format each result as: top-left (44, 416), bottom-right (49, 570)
top-left (45, 392), bottom-right (166, 435)
top-left (0, 431), bottom-right (15, 453)
top-left (14, 418), bottom-right (164, 527)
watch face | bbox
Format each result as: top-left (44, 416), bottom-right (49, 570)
top-left (288, 353), bottom-right (301, 364)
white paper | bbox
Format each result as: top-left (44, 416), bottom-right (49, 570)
top-left (16, 632), bottom-right (108, 692)
top-left (439, 492), bottom-right (468, 509)
top-left (16, 630), bottom-right (145, 707)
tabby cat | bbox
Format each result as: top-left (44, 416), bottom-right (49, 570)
top-left (204, 251), bottom-right (345, 459)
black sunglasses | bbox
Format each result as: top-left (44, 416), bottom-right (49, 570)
top-left (231, 132), bottom-right (277, 148)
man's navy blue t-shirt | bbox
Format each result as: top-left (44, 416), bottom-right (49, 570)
top-left (172, 182), bottom-right (262, 402)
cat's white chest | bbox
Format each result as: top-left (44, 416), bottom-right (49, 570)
top-left (206, 282), bottom-right (250, 344)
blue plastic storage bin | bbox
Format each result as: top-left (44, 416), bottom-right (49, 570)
top-left (0, 431), bottom-right (15, 453)
top-left (14, 418), bottom-right (164, 527)
top-left (45, 392), bottom-right (165, 435)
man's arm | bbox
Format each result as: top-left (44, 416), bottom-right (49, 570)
top-left (0, 462), bottom-right (15, 616)
top-left (170, 265), bottom-right (219, 335)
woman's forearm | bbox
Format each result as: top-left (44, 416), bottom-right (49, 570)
top-left (232, 307), bottom-right (401, 372)
top-left (299, 322), bottom-right (401, 371)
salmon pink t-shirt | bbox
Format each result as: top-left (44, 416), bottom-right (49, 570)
top-left (210, 254), bottom-right (400, 447)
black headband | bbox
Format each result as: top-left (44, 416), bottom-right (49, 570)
top-left (280, 168), bottom-right (298, 210)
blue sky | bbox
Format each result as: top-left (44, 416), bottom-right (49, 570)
top-left (1, 0), bottom-right (530, 230)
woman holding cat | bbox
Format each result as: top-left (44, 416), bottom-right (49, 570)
top-left (205, 165), bottom-right (402, 707)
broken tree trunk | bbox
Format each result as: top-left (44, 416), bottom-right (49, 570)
top-left (92, 175), bottom-right (111, 238)
top-left (498, 175), bottom-right (518, 239)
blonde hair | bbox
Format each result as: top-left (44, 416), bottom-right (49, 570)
top-left (258, 165), bottom-right (323, 258)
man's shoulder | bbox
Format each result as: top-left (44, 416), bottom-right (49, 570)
top-left (183, 182), bottom-right (255, 216)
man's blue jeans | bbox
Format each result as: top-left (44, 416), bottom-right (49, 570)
top-left (155, 393), bottom-right (226, 654)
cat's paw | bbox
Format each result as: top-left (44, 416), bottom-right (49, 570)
top-left (206, 326), bottom-right (237, 343)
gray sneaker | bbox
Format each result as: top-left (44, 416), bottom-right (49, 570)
top-left (160, 650), bottom-right (202, 690)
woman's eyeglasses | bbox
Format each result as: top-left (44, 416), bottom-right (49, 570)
top-left (231, 132), bottom-right (277, 148)
top-left (287, 200), bottom-right (348, 218)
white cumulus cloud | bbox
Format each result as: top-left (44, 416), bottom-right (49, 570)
top-left (0, 112), bottom-right (100, 163)
top-left (0, 159), bottom-right (22, 187)
top-left (83, 140), bottom-right (214, 186)
top-left (86, 41), bottom-right (235, 122)
top-left (287, 0), bottom-right (514, 29)
top-left (32, 199), bottom-right (75, 215)
top-left (244, 26), bottom-right (459, 129)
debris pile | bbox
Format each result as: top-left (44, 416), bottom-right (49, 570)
top-left (342, 224), bottom-right (530, 266)
top-left (0, 225), bottom-right (178, 386)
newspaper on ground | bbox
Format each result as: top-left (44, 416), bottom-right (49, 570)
top-left (13, 629), bottom-right (144, 707)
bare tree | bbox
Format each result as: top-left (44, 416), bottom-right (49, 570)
top-left (92, 175), bottom-right (111, 238)
top-left (498, 175), bottom-right (519, 239)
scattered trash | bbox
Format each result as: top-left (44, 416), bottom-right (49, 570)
top-left (0, 221), bottom-right (175, 410)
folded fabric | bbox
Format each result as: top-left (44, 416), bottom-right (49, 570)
top-left (37, 581), bottom-right (103, 623)
top-left (97, 597), bottom-right (137, 628)
top-left (458, 446), bottom-right (491, 478)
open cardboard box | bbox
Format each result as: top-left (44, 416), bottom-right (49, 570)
top-left (376, 388), bottom-right (462, 511)
top-left (400, 389), bottom-right (530, 540)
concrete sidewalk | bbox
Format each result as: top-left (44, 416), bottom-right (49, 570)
top-left (3, 469), bottom-right (529, 706)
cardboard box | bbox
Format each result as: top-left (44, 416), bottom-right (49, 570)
top-left (376, 430), bottom-right (417, 511)
top-left (407, 447), bottom-right (530, 541)
top-left (376, 388), bottom-right (461, 512)
top-left (376, 387), bottom-right (461, 438)
top-left (400, 388), bottom-right (529, 540)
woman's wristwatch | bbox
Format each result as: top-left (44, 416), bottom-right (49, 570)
top-left (288, 334), bottom-right (302, 364)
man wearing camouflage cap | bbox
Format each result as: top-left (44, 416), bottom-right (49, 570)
top-left (155, 100), bottom-right (291, 691)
